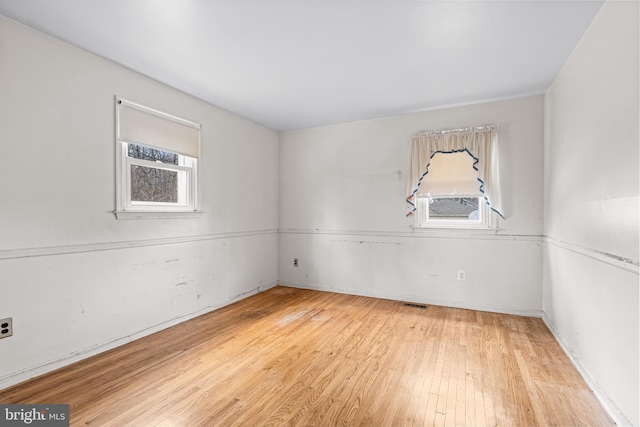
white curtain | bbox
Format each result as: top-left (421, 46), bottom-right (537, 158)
top-left (406, 125), bottom-right (504, 218)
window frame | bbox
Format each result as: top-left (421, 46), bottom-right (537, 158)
top-left (406, 125), bottom-right (503, 226)
top-left (114, 97), bottom-right (202, 219)
top-left (124, 149), bottom-right (196, 210)
top-left (413, 195), bottom-right (496, 230)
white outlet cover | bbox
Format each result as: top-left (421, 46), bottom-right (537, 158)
top-left (0, 317), bottom-right (13, 338)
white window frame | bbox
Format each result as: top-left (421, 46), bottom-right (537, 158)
top-left (114, 97), bottom-right (202, 220)
top-left (413, 195), bottom-right (497, 230)
top-left (406, 125), bottom-right (503, 229)
top-left (123, 149), bottom-right (196, 210)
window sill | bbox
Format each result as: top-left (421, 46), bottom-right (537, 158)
top-left (114, 210), bottom-right (204, 220)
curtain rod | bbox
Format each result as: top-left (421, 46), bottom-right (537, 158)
top-left (412, 124), bottom-right (497, 137)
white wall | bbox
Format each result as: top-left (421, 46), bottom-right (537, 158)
top-left (543, 0), bottom-right (639, 425)
top-left (279, 95), bottom-right (544, 315)
top-left (2, 6), bottom-right (635, 424)
top-left (0, 16), bottom-right (279, 387)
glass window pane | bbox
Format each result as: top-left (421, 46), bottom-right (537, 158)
top-left (127, 144), bottom-right (179, 165)
top-left (131, 165), bottom-right (178, 203)
top-left (429, 197), bottom-right (479, 220)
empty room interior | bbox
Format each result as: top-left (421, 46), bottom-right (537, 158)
top-left (0, 0), bottom-right (638, 426)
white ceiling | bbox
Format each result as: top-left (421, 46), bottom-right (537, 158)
top-left (0, 0), bottom-right (603, 131)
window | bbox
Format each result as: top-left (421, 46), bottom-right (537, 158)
top-left (413, 151), bottom-right (492, 228)
top-left (115, 97), bottom-right (201, 219)
top-left (406, 125), bottom-right (503, 229)
top-left (415, 196), bottom-right (491, 228)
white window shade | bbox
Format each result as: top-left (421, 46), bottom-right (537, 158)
top-left (117, 98), bottom-right (201, 158)
top-left (417, 152), bottom-right (481, 197)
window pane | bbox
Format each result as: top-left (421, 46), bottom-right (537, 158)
top-left (429, 197), bottom-right (479, 220)
top-left (131, 165), bottom-right (178, 203)
top-left (127, 144), bottom-right (179, 165)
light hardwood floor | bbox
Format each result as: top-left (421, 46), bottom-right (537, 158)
top-left (0, 286), bottom-right (612, 426)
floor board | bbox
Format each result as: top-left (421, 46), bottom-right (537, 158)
top-left (0, 286), bottom-right (613, 426)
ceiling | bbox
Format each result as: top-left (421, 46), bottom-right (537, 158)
top-left (0, 0), bottom-right (603, 131)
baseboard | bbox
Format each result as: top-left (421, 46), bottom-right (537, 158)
top-left (280, 281), bottom-right (541, 318)
top-left (0, 283), bottom-right (276, 391)
top-left (541, 311), bottom-right (631, 426)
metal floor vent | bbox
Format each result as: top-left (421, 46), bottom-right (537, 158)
top-left (403, 302), bottom-right (427, 309)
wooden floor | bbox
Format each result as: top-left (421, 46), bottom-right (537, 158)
top-left (1, 286), bottom-right (612, 426)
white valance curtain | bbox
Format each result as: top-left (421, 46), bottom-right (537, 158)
top-left (406, 125), bottom-right (504, 218)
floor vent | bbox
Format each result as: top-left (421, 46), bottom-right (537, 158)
top-left (403, 302), bottom-right (427, 309)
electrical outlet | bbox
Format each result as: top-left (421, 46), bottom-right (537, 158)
top-left (0, 317), bottom-right (13, 339)
top-left (457, 270), bottom-right (466, 281)
top-left (293, 258), bottom-right (299, 267)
